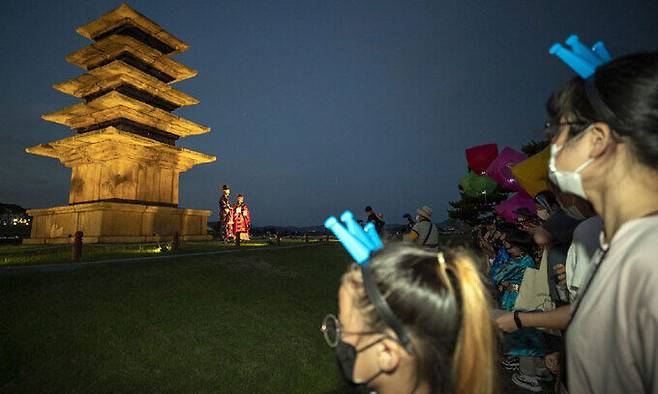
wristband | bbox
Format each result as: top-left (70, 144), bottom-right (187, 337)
top-left (513, 310), bottom-right (523, 330)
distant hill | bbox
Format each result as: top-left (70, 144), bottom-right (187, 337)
top-left (0, 203), bottom-right (27, 214)
top-left (0, 202), bottom-right (31, 243)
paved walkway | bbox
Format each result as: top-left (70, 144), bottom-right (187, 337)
top-left (0, 243), bottom-right (315, 275)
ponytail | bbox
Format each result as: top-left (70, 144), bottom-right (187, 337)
top-left (448, 251), bottom-right (498, 394)
top-left (341, 245), bottom-right (498, 394)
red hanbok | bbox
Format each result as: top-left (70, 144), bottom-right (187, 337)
top-left (232, 202), bottom-right (251, 240)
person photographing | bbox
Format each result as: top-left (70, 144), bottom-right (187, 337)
top-left (403, 206), bottom-right (438, 248)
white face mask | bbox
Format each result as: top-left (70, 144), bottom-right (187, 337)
top-left (548, 128), bottom-right (595, 200)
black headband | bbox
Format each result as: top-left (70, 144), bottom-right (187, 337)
top-left (360, 265), bottom-right (415, 354)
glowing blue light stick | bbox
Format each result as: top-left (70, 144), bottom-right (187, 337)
top-left (340, 211), bottom-right (374, 250)
top-left (324, 211), bottom-right (384, 265)
top-left (324, 216), bottom-right (370, 264)
top-left (592, 42), bottom-right (611, 62)
top-left (549, 43), bottom-right (598, 79)
top-left (566, 35), bottom-right (601, 65)
top-left (549, 35), bottom-right (612, 79)
top-left (363, 222), bottom-right (384, 250)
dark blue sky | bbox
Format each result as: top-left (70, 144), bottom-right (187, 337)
top-left (1, 1), bottom-right (657, 226)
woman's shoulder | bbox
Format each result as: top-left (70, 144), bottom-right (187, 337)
top-left (612, 216), bottom-right (658, 260)
top-left (611, 217), bottom-right (658, 297)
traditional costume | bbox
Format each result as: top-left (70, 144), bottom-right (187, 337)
top-left (219, 185), bottom-right (234, 241)
top-left (232, 195), bottom-right (251, 240)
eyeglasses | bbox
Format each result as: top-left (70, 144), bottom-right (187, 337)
top-left (320, 314), bottom-right (382, 348)
top-left (542, 121), bottom-right (586, 139)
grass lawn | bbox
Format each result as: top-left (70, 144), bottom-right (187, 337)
top-left (0, 239), bottom-right (318, 268)
top-left (0, 244), bottom-right (354, 393)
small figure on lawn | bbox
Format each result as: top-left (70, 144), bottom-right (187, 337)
top-left (233, 194), bottom-right (251, 241)
top-left (219, 184), bottom-right (234, 242)
top-left (365, 206), bottom-right (385, 235)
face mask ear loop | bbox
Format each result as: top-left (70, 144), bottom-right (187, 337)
top-left (574, 157), bottom-right (595, 173)
top-left (555, 125), bottom-right (596, 174)
top-left (573, 125), bottom-right (598, 173)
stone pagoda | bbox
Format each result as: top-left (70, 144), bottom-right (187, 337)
top-left (24, 3), bottom-right (216, 244)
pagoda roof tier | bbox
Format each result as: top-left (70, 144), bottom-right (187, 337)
top-left (26, 127), bottom-right (216, 171)
top-left (53, 60), bottom-right (198, 110)
top-left (76, 3), bottom-right (188, 55)
top-left (66, 35), bottom-right (196, 83)
top-left (42, 91), bottom-right (210, 138)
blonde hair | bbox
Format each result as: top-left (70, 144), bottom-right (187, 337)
top-left (447, 250), bottom-right (497, 394)
top-left (342, 245), bottom-right (497, 394)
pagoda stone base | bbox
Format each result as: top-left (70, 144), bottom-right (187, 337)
top-left (23, 202), bottom-right (211, 244)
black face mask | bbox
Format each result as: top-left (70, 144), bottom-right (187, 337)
top-left (335, 338), bottom-right (384, 391)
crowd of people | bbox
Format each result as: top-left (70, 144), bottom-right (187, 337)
top-left (474, 187), bottom-right (595, 392)
top-left (472, 49), bottom-right (658, 394)
top-left (217, 184), bottom-right (252, 242)
top-left (362, 205), bottom-right (440, 248)
top-left (321, 41), bottom-right (658, 394)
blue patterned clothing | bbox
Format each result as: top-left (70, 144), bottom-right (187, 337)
top-left (494, 254), bottom-right (545, 357)
top-left (494, 255), bottom-right (535, 310)
top-left (490, 247), bottom-right (511, 286)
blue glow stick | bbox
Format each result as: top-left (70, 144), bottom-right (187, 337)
top-left (324, 216), bottom-right (370, 264)
top-left (340, 211), bottom-right (374, 250)
top-left (363, 222), bottom-right (384, 251)
top-left (549, 35), bottom-right (612, 79)
top-left (592, 41), bottom-right (612, 62)
top-left (549, 43), bottom-right (597, 79)
top-left (566, 35), bottom-right (602, 65)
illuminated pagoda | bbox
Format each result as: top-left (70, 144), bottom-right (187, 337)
top-left (24, 3), bottom-right (216, 244)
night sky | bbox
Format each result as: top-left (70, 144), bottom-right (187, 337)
top-left (1, 0), bottom-right (657, 226)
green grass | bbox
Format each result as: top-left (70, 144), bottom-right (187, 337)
top-left (0, 238), bottom-right (324, 267)
top-left (0, 244), bottom-right (354, 393)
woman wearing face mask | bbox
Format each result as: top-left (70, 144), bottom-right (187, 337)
top-left (320, 245), bottom-right (496, 394)
top-left (546, 52), bottom-right (658, 394)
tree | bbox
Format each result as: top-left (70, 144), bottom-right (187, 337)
top-left (447, 186), bottom-right (510, 226)
top-left (521, 139), bottom-right (550, 156)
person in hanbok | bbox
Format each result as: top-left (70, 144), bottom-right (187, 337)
top-left (232, 194), bottom-right (251, 241)
top-left (219, 185), bottom-right (234, 241)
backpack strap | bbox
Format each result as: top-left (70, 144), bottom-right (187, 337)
top-left (422, 221), bottom-right (434, 246)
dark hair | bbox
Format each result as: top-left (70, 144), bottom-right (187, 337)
top-left (495, 221), bottom-right (517, 234)
top-left (342, 245), bottom-right (497, 394)
top-left (505, 228), bottom-right (534, 256)
top-left (536, 190), bottom-right (558, 210)
top-left (365, 206), bottom-right (373, 212)
top-left (547, 52), bottom-right (658, 169)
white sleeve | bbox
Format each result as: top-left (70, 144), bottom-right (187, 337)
top-left (565, 243), bottom-right (579, 303)
top-left (567, 239), bottom-right (598, 303)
